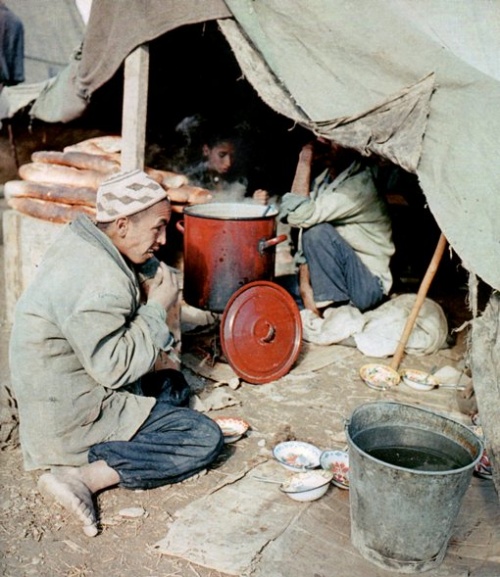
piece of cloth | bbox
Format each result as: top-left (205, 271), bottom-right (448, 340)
top-left (89, 371), bottom-right (224, 489)
top-left (300, 305), bottom-right (365, 346)
top-left (9, 214), bottom-right (175, 470)
top-left (353, 293), bottom-right (448, 357)
top-left (279, 160), bottom-right (395, 310)
top-left (0, 3), bottom-right (24, 86)
top-left (299, 294), bottom-right (448, 358)
top-left (96, 169), bottom-right (168, 222)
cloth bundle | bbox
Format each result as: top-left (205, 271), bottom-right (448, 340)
top-left (301, 293), bottom-right (448, 357)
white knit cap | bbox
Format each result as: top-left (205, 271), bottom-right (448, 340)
top-left (96, 169), bottom-right (168, 222)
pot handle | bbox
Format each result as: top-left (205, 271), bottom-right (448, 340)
top-left (176, 220), bottom-right (185, 234)
top-left (258, 234), bottom-right (287, 254)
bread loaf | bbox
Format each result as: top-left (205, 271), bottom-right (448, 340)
top-left (8, 197), bottom-right (95, 223)
top-left (32, 150), bottom-right (120, 174)
top-left (4, 180), bottom-right (96, 207)
top-left (19, 162), bottom-right (109, 189)
top-left (172, 185), bottom-right (213, 204)
top-left (63, 135), bottom-right (122, 155)
top-left (153, 169), bottom-right (189, 189)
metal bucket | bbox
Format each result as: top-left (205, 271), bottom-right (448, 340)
top-left (346, 401), bottom-right (482, 573)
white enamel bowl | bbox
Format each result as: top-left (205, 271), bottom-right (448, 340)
top-left (400, 368), bottom-right (438, 392)
top-left (279, 470), bottom-right (333, 501)
top-left (213, 416), bottom-right (250, 443)
top-left (273, 441), bottom-right (322, 472)
top-left (360, 363), bottom-right (401, 390)
top-left (320, 450), bottom-right (350, 489)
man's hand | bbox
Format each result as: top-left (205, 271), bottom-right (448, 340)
top-left (142, 262), bottom-right (180, 311)
top-left (252, 189), bottom-right (270, 205)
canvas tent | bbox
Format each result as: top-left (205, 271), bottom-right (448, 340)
top-left (7, 0), bottom-right (500, 293)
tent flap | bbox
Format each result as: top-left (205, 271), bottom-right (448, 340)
top-left (14, 0), bottom-right (500, 291)
top-left (29, 49), bottom-right (88, 123)
top-left (311, 74), bottom-right (435, 174)
top-left (223, 0), bottom-right (500, 291)
top-left (218, 18), bottom-right (308, 125)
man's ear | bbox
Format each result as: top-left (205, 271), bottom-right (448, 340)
top-left (202, 144), bottom-right (210, 158)
top-left (115, 217), bottom-right (129, 237)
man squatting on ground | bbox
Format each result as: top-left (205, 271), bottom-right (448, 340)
top-left (9, 169), bottom-right (224, 537)
top-left (279, 138), bottom-right (395, 316)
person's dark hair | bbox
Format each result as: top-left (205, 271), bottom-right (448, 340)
top-left (204, 128), bottom-right (240, 149)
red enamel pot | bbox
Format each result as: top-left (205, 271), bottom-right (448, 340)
top-left (176, 202), bottom-right (286, 313)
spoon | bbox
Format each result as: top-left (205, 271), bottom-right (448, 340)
top-left (423, 365), bottom-right (438, 383)
top-left (262, 204), bottom-right (273, 217)
top-left (252, 475), bottom-right (284, 484)
top-left (434, 382), bottom-right (466, 391)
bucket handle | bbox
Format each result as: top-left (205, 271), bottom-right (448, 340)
top-left (258, 234), bottom-right (287, 254)
top-left (176, 220), bottom-right (185, 234)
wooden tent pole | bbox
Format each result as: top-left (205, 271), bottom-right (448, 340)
top-left (121, 44), bottom-right (149, 171)
top-left (390, 233), bottom-right (448, 371)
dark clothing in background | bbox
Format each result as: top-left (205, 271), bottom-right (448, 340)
top-left (0, 3), bottom-right (24, 86)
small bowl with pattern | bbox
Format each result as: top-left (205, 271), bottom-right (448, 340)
top-left (400, 368), bottom-right (438, 392)
top-left (213, 416), bottom-right (250, 443)
top-left (360, 363), bottom-right (401, 390)
top-left (273, 441), bottom-right (322, 472)
top-left (279, 469), bottom-right (333, 501)
top-left (320, 449), bottom-right (350, 489)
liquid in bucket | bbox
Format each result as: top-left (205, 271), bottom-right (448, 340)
top-left (355, 425), bottom-right (472, 472)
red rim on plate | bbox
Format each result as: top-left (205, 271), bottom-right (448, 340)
top-left (220, 281), bottom-right (302, 384)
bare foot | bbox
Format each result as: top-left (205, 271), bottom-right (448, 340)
top-left (38, 470), bottom-right (98, 537)
top-left (298, 264), bottom-right (321, 317)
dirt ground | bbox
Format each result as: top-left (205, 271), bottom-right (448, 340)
top-left (1, 192), bottom-right (499, 577)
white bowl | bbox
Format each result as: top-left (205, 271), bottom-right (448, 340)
top-left (273, 441), bottom-right (322, 471)
top-left (279, 470), bottom-right (333, 501)
top-left (400, 368), bottom-right (438, 391)
top-left (213, 416), bottom-right (250, 443)
top-left (320, 450), bottom-right (350, 489)
top-left (360, 363), bottom-right (401, 390)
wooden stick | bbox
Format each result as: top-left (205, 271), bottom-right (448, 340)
top-left (390, 233), bottom-right (448, 371)
top-left (121, 44), bottom-right (149, 171)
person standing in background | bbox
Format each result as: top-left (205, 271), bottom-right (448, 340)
top-left (0, 1), bottom-right (24, 128)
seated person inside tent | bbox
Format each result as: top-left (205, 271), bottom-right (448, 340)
top-left (9, 170), bottom-right (224, 537)
top-left (182, 120), bottom-right (269, 205)
top-left (279, 138), bottom-right (395, 316)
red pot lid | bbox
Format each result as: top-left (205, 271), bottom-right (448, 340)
top-left (220, 281), bottom-right (302, 384)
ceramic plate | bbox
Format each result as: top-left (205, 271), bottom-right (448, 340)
top-left (320, 450), bottom-right (350, 489)
top-left (474, 451), bottom-right (493, 479)
top-left (273, 441), bottom-right (322, 471)
top-left (213, 416), bottom-right (250, 443)
top-left (359, 363), bottom-right (401, 390)
top-left (400, 368), bottom-right (438, 391)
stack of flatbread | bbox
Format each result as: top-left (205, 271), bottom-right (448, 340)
top-left (5, 135), bottom-right (207, 223)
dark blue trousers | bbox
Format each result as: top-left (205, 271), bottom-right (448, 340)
top-left (302, 223), bottom-right (384, 312)
top-left (88, 371), bottom-right (224, 489)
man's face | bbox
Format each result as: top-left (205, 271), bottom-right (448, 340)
top-left (117, 200), bottom-right (171, 264)
top-left (203, 141), bottom-right (235, 174)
